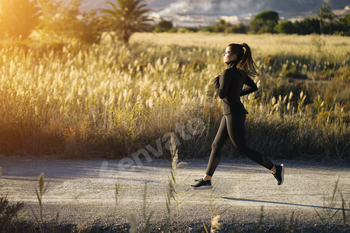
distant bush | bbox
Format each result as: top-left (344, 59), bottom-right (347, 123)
top-left (154, 19), bottom-right (173, 32)
top-left (168, 28), bottom-right (178, 33)
top-left (293, 18), bottom-right (321, 35)
top-left (250, 10), bottom-right (279, 33)
top-left (37, 0), bottom-right (103, 45)
top-left (338, 13), bottom-right (350, 35)
top-left (274, 20), bottom-right (297, 34)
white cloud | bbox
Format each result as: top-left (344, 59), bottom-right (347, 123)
top-left (156, 1), bottom-right (192, 16)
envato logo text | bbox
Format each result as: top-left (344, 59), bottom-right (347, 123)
top-left (99, 117), bottom-right (205, 179)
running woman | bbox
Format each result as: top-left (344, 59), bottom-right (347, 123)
top-left (191, 43), bottom-right (284, 190)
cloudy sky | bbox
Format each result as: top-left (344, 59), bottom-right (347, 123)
top-left (76, 0), bottom-right (350, 15)
top-left (148, 0), bottom-right (350, 17)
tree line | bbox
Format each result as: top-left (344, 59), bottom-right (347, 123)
top-left (158, 7), bottom-right (350, 36)
top-left (200, 7), bottom-right (350, 36)
top-left (1, 0), bottom-right (350, 45)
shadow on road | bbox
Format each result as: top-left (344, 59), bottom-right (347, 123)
top-left (222, 197), bottom-right (350, 211)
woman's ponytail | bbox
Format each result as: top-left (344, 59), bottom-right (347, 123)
top-left (228, 43), bottom-right (260, 77)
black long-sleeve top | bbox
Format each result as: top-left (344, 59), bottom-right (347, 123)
top-left (213, 61), bottom-right (258, 115)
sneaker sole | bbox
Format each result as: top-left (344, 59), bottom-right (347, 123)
top-left (279, 164), bottom-right (284, 185)
top-left (191, 185), bottom-right (213, 190)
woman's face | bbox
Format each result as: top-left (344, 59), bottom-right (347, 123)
top-left (222, 47), bottom-right (237, 63)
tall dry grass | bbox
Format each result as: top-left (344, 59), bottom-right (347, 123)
top-left (0, 33), bottom-right (349, 161)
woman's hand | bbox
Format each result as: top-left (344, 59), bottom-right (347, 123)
top-left (213, 75), bottom-right (220, 90)
top-left (213, 75), bottom-right (220, 84)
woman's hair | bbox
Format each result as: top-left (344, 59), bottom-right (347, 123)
top-left (227, 43), bottom-right (260, 77)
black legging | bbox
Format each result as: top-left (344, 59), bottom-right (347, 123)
top-left (206, 113), bottom-right (274, 176)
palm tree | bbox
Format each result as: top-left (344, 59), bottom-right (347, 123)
top-left (317, 5), bottom-right (336, 34)
top-left (0, 0), bottom-right (41, 40)
top-left (100, 0), bottom-right (152, 43)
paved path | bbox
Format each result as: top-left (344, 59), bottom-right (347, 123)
top-left (0, 155), bottom-right (349, 231)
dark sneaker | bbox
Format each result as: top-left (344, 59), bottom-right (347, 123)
top-left (273, 164), bottom-right (284, 185)
top-left (191, 178), bottom-right (212, 190)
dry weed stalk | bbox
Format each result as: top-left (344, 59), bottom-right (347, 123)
top-left (165, 136), bottom-right (194, 230)
top-left (31, 173), bottom-right (50, 233)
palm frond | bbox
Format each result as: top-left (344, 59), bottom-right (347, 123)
top-left (99, 0), bottom-right (152, 43)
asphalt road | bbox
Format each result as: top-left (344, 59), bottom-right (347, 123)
top-left (0, 155), bottom-right (349, 232)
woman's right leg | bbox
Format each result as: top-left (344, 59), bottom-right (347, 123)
top-left (225, 114), bottom-right (284, 185)
top-left (205, 116), bottom-right (230, 177)
top-left (225, 113), bottom-right (274, 170)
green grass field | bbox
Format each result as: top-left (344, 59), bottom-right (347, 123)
top-left (0, 33), bottom-right (349, 161)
